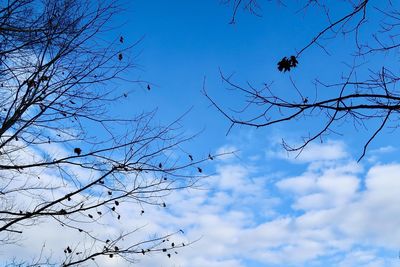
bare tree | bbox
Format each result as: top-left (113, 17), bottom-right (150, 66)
top-left (210, 0), bottom-right (399, 160)
top-left (0, 0), bottom-right (213, 265)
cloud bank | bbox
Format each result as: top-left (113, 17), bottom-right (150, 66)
top-left (2, 140), bottom-right (400, 267)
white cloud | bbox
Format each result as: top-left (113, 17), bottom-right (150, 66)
top-left (336, 250), bottom-right (390, 267)
top-left (276, 173), bottom-right (318, 194)
top-left (215, 145), bottom-right (239, 161)
top-left (267, 140), bottom-right (348, 163)
top-left (296, 140), bottom-right (348, 162)
top-left (366, 146), bottom-right (397, 163)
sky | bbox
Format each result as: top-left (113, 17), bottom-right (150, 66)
top-left (114, 0), bottom-right (400, 156)
top-left (3, 1), bottom-right (400, 267)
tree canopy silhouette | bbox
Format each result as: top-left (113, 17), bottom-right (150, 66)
top-left (0, 0), bottom-right (214, 265)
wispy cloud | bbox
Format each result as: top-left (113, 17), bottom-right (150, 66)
top-left (267, 140), bottom-right (348, 163)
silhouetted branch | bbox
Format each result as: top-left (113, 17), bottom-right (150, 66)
top-left (213, 0), bottom-right (400, 159)
top-left (0, 0), bottom-right (220, 265)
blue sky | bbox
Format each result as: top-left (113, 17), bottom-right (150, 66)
top-left (3, 1), bottom-right (400, 267)
top-left (113, 0), bottom-right (400, 156)
top-left (106, 1), bottom-right (400, 266)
